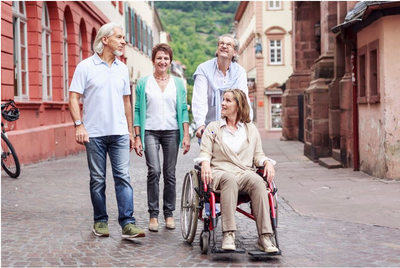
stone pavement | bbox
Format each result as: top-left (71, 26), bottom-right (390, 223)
top-left (2, 138), bottom-right (400, 267)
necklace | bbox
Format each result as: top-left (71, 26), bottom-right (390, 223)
top-left (154, 74), bottom-right (169, 81)
top-left (227, 125), bottom-right (237, 131)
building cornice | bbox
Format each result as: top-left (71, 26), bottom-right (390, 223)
top-left (235, 1), bottom-right (249, 22)
top-left (78, 2), bottom-right (109, 25)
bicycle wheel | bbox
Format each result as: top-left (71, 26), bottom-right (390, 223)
top-left (1, 133), bottom-right (20, 178)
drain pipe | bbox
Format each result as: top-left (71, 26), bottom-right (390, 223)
top-left (341, 29), bottom-right (359, 171)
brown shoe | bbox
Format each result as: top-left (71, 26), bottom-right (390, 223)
top-left (148, 218), bottom-right (159, 232)
top-left (257, 234), bottom-right (278, 253)
top-left (221, 231), bottom-right (236, 251)
top-left (165, 217), bottom-right (176, 229)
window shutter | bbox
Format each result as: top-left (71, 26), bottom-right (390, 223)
top-left (143, 21), bottom-right (147, 53)
top-left (124, 3), bottom-right (130, 42)
top-left (148, 28), bottom-right (152, 56)
top-left (131, 9), bottom-right (135, 45)
top-left (137, 16), bottom-right (141, 51)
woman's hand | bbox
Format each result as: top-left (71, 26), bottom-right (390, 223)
top-left (134, 137), bottom-right (143, 157)
top-left (263, 160), bottom-right (276, 183)
top-left (201, 161), bottom-right (213, 185)
top-left (182, 136), bottom-right (190, 155)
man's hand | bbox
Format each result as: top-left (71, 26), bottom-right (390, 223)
top-left (201, 161), bottom-right (213, 185)
top-left (75, 125), bottom-right (89, 145)
top-left (182, 136), bottom-right (190, 155)
top-left (129, 133), bottom-right (134, 152)
top-left (195, 125), bottom-right (205, 139)
top-left (134, 137), bottom-right (143, 157)
top-left (263, 160), bottom-right (276, 183)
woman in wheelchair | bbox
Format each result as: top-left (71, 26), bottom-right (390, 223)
top-left (194, 88), bottom-right (279, 253)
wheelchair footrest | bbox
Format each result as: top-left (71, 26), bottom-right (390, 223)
top-left (211, 247), bottom-right (246, 254)
top-left (247, 249), bottom-right (281, 257)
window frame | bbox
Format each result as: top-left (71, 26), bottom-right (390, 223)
top-left (267, 1), bottom-right (282, 10)
top-left (63, 19), bottom-right (69, 102)
top-left (12, 1), bottom-right (29, 100)
top-left (357, 45), bottom-right (367, 104)
top-left (42, 2), bottom-right (52, 101)
top-left (268, 39), bottom-right (283, 65)
top-left (270, 96), bottom-right (282, 130)
top-left (368, 39), bottom-right (380, 104)
top-left (357, 40), bottom-right (380, 104)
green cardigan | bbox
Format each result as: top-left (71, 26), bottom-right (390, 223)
top-left (134, 75), bottom-right (189, 151)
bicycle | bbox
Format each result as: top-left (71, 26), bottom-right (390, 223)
top-left (1, 100), bottom-right (21, 178)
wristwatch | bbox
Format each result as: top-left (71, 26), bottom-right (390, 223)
top-left (74, 120), bottom-right (83, 127)
top-left (134, 134), bottom-right (140, 138)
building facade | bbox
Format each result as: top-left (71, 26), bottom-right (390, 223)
top-left (2, 1), bottom-right (167, 165)
top-left (2, 1), bottom-right (108, 164)
top-left (234, 1), bottom-right (293, 138)
top-left (281, 1), bottom-right (400, 179)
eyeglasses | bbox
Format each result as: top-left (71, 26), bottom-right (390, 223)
top-left (218, 41), bottom-right (235, 49)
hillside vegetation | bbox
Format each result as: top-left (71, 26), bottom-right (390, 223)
top-left (155, 1), bottom-right (238, 84)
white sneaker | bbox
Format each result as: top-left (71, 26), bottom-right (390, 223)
top-left (221, 231), bottom-right (236, 251)
top-left (257, 234), bottom-right (278, 253)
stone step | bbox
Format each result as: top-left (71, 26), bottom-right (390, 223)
top-left (332, 149), bottom-right (341, 162)
top-left (318, 157), bottom-right (343, 169)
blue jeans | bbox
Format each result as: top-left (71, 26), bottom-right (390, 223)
top-left (85, 135), bottom-right (135, 227)
top-left (144, 130), bottom-right (179, 219)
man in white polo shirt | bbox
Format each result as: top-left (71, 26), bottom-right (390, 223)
top-left (69, 22), bottom-right (145, 239)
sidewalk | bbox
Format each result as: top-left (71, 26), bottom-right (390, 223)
top-left (262, 138), bottom-right (400, 229)
top-left (2, 137), bottom-right (400, 267)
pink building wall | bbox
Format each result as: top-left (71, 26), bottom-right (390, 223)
top-left (1, 1), bottom-right (108, 165)
top-left (357, 16), bottom-right (400, 179)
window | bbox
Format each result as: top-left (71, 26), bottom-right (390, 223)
top-left (91, 29), bottom-right (96, 55)
top-left (125, 3), bottom-right (130, 43)
top-left (269, 40), bottom-right (282, 65)
top-left (143, 21), bottom-right (147, 54)
top-left (148, 28), bottom-right (152, 56)
top-left (42, 3), bottom-right (52, 101)
top-left (357, 40), bottom-right (379, 104)
top-left (368, 40), bottom-right (379, 103)
top-left (78, 30), bottom-right (82, 62)
top-left (131, 9), bottom-right (136, 46)
top-left (358, 45), bottom-right (367, 103)
top-left (137, 16), bottom-right (142, 51)
top-left (63, 19), bottom-right (69, 101)
top-left (12, 1), bottom-right (29, 99)
top-left (268, 1), bottom-right (281, 10)
top-left (270, 96), bottom-right (282, 129)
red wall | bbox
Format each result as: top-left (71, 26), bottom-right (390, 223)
top-left (1, 1), bottom-right (109, 164)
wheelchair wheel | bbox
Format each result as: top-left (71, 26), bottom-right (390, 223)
top-left (200, 230), bottom-right (210, 254)
top-left (271, 193), bottom-right (280, 250)
top-left (180, 169), bottom-right (199, 244)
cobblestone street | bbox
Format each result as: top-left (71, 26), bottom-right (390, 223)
top-left (2, 138), bottom-right (400, 267)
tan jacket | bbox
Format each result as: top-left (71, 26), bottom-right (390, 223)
top-left (199, 121), bottom-right (267, 180)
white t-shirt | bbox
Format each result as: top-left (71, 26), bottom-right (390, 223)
top-left (145, 75), bottom-right (178, 130)
top-left (69, 53), bottom-right (131, 137)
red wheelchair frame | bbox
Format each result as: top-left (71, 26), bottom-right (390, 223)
top-left (180, 165), bottom-right (280, 256)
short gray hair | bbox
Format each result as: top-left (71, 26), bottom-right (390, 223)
top-left (93, 22), bottom-right (123, 54)
top-left (215, 34), bottom-right (240, 62)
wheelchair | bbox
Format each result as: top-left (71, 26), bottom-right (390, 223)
top-left (180, 164), bottom-right (281, 256)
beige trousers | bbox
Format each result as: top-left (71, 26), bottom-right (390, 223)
top-left (212, 170), bottom-right (273, 235)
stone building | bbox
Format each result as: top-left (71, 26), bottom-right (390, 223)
top-left (281, 1), bottom-right (400, 179)
top-left (234, 1), bottom-right (293, 138)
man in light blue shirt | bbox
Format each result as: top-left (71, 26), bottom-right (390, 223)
top-left (69, 22), bottom-right (145, 239)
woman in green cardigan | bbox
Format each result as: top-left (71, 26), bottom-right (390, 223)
top-left (133, 43), bottom-right (190, 232)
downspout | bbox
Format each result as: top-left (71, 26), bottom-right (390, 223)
top-left (341, 29), bottom-right (360, 171)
